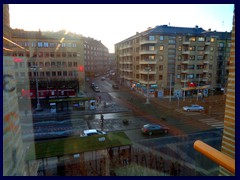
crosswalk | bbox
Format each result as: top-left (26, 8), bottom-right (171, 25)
top-left (175, 109), bottom-right (224, 129)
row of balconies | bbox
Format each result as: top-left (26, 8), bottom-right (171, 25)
top-left (182, 41), bottom-right (211, 45)
top-left (181, 60), bottom-right (211, 64)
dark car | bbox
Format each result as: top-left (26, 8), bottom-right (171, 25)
top-left (141, 124), bottom-right (169, 135)
top-left (112, 84), bottom-right (119, 89)
top-left (93, 86), bottom-right (100, 92)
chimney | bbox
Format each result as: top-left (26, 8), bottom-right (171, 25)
top-left (195, 25), bottom-right (198, 29)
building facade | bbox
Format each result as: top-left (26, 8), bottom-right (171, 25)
top-left (83, 37), bottom-right (110, 78)
top-left (10, 29), bottom-right (85, 95)
top-left (115, 25), bottom-right (231, 97)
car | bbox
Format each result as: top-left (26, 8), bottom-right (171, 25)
top-left (80, 129), bottom-right (107, 137)
top-left (141, 124), bottom-right (169, 135)
top-left (93, 86), bottom-right (100, 92)
top-left (112, 84), bottom-right (119, 89)
top-left (101, 77), bottom-right (105, 81)
top-left (182, 104), bottom-right (204, 112)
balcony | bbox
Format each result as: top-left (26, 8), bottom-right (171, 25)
top-left (205, 42), bottom-right (211, 45)
top-left (120, 44), bottom-right (132, 50)
top-left (140, 40), bottom-right (157, 45)
top-left (183, 41), bottom-right (190, 45)
top-left (139, 50), bottom-right (157, 55)
top-left (139, 69), bottom-right (156, 74)
top-left (139, 79), bottom-right (157, 84)
top-left (182, 50), bottom-right (190, 54)
top-left (139, 59), bottom-right (157, 64)
top-left (204, 51), bottom-right (210, 54)
top-left (124, 60), bottom-right (133, 64)
top-left (181, 69), bottom-right (189, 73)
top-left (182, 60), bottom-right (190, 64)
top-left (203, 60), bottom-right (209, 64)
top-left (181, 79), bottom-right (188, 83)
top-left (124, 68), bottom-right (133, 72)
top-left (203, 69), bottom-right (209, 73)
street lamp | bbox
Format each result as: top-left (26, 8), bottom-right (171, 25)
top-left (31, 66), bottom-right (43, 111)
top-left (145, 64), bottom-right (151, 104)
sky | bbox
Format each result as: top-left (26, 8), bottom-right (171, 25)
top-left (9, 4), bottom-right (234, 53)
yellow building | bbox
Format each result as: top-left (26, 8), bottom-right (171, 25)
top-left (115, 25), bottom-right (231, 98)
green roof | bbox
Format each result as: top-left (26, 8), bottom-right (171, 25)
top-left (25, 131), bottom-right (131, 161)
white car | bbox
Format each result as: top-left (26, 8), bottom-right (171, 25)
top-left (182, 104), bottom-right (204, 112)
top-left (80, 129), bottom-right (106, 137)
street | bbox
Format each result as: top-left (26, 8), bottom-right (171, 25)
top-left (19, 75), bottom-right (225, 175)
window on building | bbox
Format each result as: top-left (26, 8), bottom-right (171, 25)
top-left (189, 37), bottom-right (196, 42)
top-left (168, 39), bottom-right (175, 44)
top-left (187, 74), bottom-right (194, 79)
top-left (198, 37), bottom-right (205, 42)
top-left (57, 71), bottom-right (62, 76)
top-left (50, 52), bottom-right (55, 57)
top-left (178, 46), bottom-right (182, 51)
top-left (189, 46), bottom-right (195, 51)
top-left (159, 45), bottom-right (164, 51)
top-left (51, 62), bottom-right (56, 67)
top-left (61, 43), bottom-right (66, 48)
top-left (149, 36), bottom-right (155, 41)
top-left (159, 65), bottom-right (163, 70)
top-left (37, 42), bottom-right (43, 47)
top-left (178, 55), bottom-right (182, 61)
top-left (63, 71), bottom-right (67, 76)
top-left (52, 71), bottom-right (56, 76)
top-left (176, 74), bottom-right (181, 78)
top-left (68, 71), bottom-right (73, 76)
top-left (72, 43), bottom-right (77, 48)
top-left (210, 47), bottom-right (214, 51)
top-left (39, 62), bottom-right (44, 67)
top-left (159, 55), bottom-right (164, 61)
top-left (159, 75), bottom-right (163, 80)
top-left (177, 65), bottom-right (181, 70)
top-left (43, 42), bottom-right (49, 47)
top-left (197, 55), bottom-right (204, 60)
top-left (38, 52), bottom-right (43, 58)
top-left (159, 36), bottom-right (164, 41)
top-left (20, 72), bottom-right (25, 77)
top-left (45, 62), bottom-right (50, 67)
top-left (46, 71), bottom-right (50, 77)
top-left (190, 55), bottom-right (195, 60)
top-left (188, 65), bottom-right (195, 69)
top-left (15, 72), bottom-right (19, 77)
top-left (68, 62), bottom-right (72, 67)
top-left (178, 36), bottom-right (182, 41)
top-left (45, 52), bottom-right (49, 58)
top-left (219, 42), bottom-right (225, 47)
top-left (210, 38), bottom-right (215, 42)
top-left (50, 42), bottom-right (55, 47)
top-left (149, 46), bottom-right (155, 51)
top-left (73, 62), bottom-right (78, 67)
top-left (197, 46), bottom-right (205, 51)
top-left (40, 72), bottom-right (44, 77)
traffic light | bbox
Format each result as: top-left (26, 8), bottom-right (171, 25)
top-left (79, 65), bottom-right (84, 72)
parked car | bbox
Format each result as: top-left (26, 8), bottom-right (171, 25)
top-left (112, 84), bottom-right (119, 89)
top-left (141, 124), bottom-right (169, 135)
top-left (182, 104), bottom-right (204, 112)
top-left (101, 77), bottom-right (105, 81)
top-left (80, 129), bottom-right (107, 137)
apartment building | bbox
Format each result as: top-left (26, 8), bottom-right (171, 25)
top-left (115, 25), bottom-right (231, 97)
top-left (10, 29), bottom-right (85, 94)
top-left (83, 37), bottom-right (110, 77)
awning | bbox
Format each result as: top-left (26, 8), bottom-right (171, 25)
top-left (181, 85), bottom-right (210, 91)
